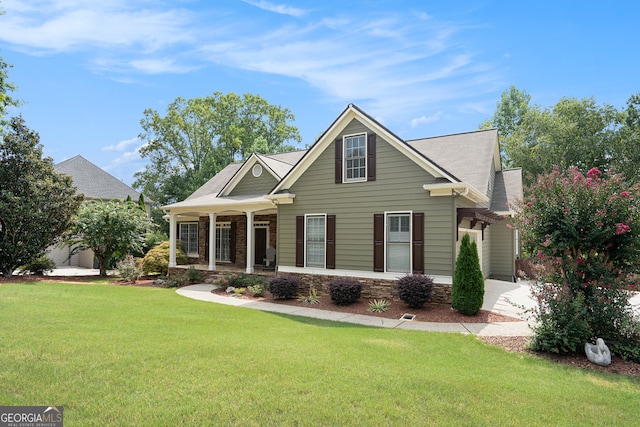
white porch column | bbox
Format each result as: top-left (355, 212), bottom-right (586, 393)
top-left (246, 211), bottom-right (254, 273)
top-left (208, 213), bottom-right (216, 271)
top-left (168, 214), bottom-right (177, 268)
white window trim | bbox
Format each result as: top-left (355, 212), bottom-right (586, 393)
top-left (304, 213), bottom-right (327, 269)
top-left (179, 222), bottom-right (199, 257)
top-left (343, 132), bottom-right (367, 183)
top-left (215, 222), bottom-right (232, 263)
top-left (384, 211), bottom-right (412, 273)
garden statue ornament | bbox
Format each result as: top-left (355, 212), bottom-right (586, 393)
top-left (585, 338), bottom-right (611, 366)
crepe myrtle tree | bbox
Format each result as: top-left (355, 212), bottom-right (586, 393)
top-left (67, 200), bottom-right (154, 276)
top-left (512, 166), bottom-right (640, 360)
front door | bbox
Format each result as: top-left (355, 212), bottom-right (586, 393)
top-left (254, 227), bottom-right (267, 266)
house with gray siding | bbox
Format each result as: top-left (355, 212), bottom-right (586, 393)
top-left (162, 104), bottom-right (522, 300)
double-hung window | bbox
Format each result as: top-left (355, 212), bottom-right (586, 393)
top-left (344, 133), bottom-right (367, 182)
top-left (215, 222), bottom-right (231, 262)
top-left (179, 223), bottom-right (198, 256)
top-left (386, 213), bottom-right (411, 273)
top-left (305, 214), bottom-right (326, 268)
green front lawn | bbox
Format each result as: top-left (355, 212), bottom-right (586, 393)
top-left (1, 282), bottom-right (638, 426)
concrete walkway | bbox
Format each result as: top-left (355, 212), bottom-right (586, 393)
top-left (177, 279), bottom-right (538, 337)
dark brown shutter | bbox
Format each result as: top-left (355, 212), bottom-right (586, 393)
top-left (326, 215), bottom-right (336, 269)
top-left (335, 138), bottom-right (343, 184)
top-left (296, 216), bottom-right (304, 267)
top-left (412, 212), bottom-right (424, 274)
top-left (367, 134), bottom-right (376, 181)
top-left (230, 221), bottom-right (237, 264)
top-left (373, 213), bottom-right (384, 272)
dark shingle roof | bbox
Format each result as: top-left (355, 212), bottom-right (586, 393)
top-left (407, 128), bottom-right (499, 196)
top-left (491, 168), bottom-right (523, 213)
top-left (54, 155), bottom-right (145, 202)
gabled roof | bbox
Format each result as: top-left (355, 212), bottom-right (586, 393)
top-left (54, 155), bottom-right (147, 202)
top-left (218, 150), bottom-right (307, 197)
top-left (271, 104), bottom-right (460, 194)
top-left (491, 168), bottom-right (523, 214)
top-left (185, 150), bottom-right (306, 202)
top-left (407, 128), bottom-right (500, 197)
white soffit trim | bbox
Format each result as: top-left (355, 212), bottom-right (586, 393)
top-left (264, 193), bottom-right (296, 204)
top-left (218, 154), bottom-right (280, 197)
top-left (423, 182), bottom-right (489, 204)
top-left (271, 105), bottom-right (458, 194)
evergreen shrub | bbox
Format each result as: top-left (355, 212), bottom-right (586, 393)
top-left (452, 234), bottom-right (485, 315)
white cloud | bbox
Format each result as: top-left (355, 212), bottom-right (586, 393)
top-left (102, 137), bottom-right (140, 152)
top-left (410, 112), bottom-right (443, 128)
top-left (0, 1), bottom-right (196, 54)
top-left (241, 0), bottom-right (308, 17)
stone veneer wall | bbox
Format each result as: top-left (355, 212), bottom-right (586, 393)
top-left (167, 268), bottom-right (452, 304)
top-left (285, 272), bottom-right (452, 304)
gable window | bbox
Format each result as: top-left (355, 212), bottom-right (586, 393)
top-left (215, 222), bottom-right (231, 262)
top-left (305, 214), bottom-right (326, 268)
top-left (179, 223), bottom-right (198, 256)
top-left (386, 213), bottom-right (411, 272)
top-left (344, 133), bottom-right (367, 182)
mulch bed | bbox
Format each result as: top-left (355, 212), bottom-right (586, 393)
top-left (3, 275), bottom-right (639, 378)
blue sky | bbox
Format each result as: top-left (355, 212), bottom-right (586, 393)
top-left (0, 0), bottom-right (638, 187)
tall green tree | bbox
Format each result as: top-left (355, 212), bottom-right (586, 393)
top-left (133, 92), bottom-right (301, 208)
top-left (66, 200), bottom-right (154, 276)
top-left (482, 86), bottom-right (638, 185)
top-left (451, 234), bottom-right (485, 315)
top-left (0, 117), bottom-right (83, 276)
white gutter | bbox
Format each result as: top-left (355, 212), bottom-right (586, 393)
top-left (422, 183), bottom-right (489, 204)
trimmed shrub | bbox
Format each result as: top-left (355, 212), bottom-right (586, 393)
top-left (185, 266), bottom-right (204, 283)
top-left (268, 275), bottom-right (300, 300)
top-left (19, 255), bottom-right (56, 276)
top-left (142, 241), bottom-right (188, 275)
top-left (397, 274), bottom-right (433, 308)
top-left (327, 278), bottom-right (362, 306)
top-left (452, 234), bottom-right (484, 315)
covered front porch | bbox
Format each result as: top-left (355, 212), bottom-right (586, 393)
top-left (163, 194), bottom-right (279, 275)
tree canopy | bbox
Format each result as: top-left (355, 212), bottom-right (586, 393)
top-left (481, 86), bottom-right (640, 186)
top-left (133, 92), bottom-right (302, 209)
top-left (66, 200), bottom-right (154, 276)
top-left (0, 117), bottom-right (83, 276)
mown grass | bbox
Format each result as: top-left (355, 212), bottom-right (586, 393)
top-left (1, 282), bottom-right (638, 426)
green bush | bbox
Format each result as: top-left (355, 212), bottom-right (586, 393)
top-left (268, 275), bottom-right (300, 300)
top-left (247, 284), bottom-right (266, 297)
top-left (452, 234), bottom-right (484, 315)
top-left (116, 254), bottom-right (143, 283)
top-left (397, 274), bottom-right (433, 308)
top-left (327, 278), bottom-right (362, 306)
top-left (185, 266), bottom-right (204, 283)
top-left (164, 273), bottom-right (187, 288)
top-left (142, 241), bottom-right (188, 275)
top-left (18, 255), bottom-right (56, 276)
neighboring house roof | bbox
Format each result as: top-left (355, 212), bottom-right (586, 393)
top-left (54, 155), bottom-right (149, 202)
